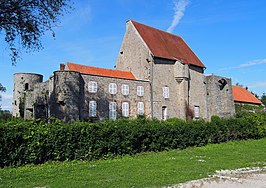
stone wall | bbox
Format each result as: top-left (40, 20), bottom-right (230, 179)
top-left (116, 20), bottom-right (152, 81)
top-left (50, 71), bottom-right (84, 122)
top-left (13, 73), bottom-right (43, 117)
top-left (206, 75), bottom-right (235, 119)
top-left (81, 74), bottom-right (151, 121)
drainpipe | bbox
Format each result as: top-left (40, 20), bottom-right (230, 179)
top-left (148, 56), bottom-right (154, 119)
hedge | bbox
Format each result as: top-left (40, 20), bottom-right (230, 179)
top-left (0, 112), bottom-right (266, 167)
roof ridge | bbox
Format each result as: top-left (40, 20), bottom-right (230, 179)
top-left (129, 20), bottom-right (183, 39)
top-left (66, 62), bottom-right (132, 73)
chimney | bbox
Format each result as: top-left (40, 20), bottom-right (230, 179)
top-left (60, 64), bottom-right (65, 71)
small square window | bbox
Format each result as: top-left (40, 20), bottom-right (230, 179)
top-left (109, 83), bottom-right (117, 94)
top-left (137, 86), bottom-right (144, 97)
top-left (88, 81), bottom-right (97, 93)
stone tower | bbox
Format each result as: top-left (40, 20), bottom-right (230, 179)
top-left (13, 73), bottom-right (43, 117)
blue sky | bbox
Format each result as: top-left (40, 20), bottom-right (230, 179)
top-left (1, 0), bottom-right (266, 111)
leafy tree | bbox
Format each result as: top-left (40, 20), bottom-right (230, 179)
top-left (0, 0), bottom-right (71, 64)
top-left (0, 83), bottom-right (6, 110)
top-left (261, 93), bottom-right (266, 106)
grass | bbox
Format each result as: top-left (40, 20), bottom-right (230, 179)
top-left (1, 138), bottom-right (266, 188)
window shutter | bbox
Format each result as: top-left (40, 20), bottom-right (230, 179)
top-left (138, 102), bottom-right (144, 115)
top-left (109, 102), bottom-right (117, 120)
top-left (137, 86), bottom-right (144, 96)
top-left (109, 83), bottom-right (117, 94)
top-left (122, 84), bottom-right (129, 95)
top-left (122, 102), bottom-right (129, 117)
top-left (89, 101), bottom-right (97, 117)
top-left (163, 87), bottom-right (169, 98)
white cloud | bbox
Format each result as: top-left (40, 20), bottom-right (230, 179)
top-left (248, 81), bottom-right (266, 88)
top-left (167, 0), bottom-right (189, 33)
top-left (218, 58), bottom-right (266, 71)
top-left (1, 93), bottom-right (13, 99)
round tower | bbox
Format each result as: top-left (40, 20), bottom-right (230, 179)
top-left (50, 71), bottom-right (83, 121)
top-left (13, 73), bottom-right (43, 117)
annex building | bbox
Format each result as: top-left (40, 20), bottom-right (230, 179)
top-left (13, 20), bottom-right (235, 121)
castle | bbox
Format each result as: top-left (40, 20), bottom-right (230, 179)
top-left (13, 20), bottom-right (235, 121)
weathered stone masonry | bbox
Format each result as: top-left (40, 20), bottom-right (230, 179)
top-left (13, 20), bottom-right (235, 121)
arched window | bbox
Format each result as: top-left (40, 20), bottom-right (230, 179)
top-left (25, 83), bottom-right (29, 90)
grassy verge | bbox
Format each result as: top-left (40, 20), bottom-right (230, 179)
top-left (1, 138), bottom-right (266, 188)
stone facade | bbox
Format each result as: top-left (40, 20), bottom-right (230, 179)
top-left (13, 20), bottom-right (235, 121)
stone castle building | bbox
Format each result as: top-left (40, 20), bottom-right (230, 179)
top-left (13, 20), bottom-right (235, 121)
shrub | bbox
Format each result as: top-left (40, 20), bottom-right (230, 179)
top-left (0, 112), bottom-right (266, 167)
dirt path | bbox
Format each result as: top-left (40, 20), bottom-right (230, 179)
top-left (169, 167), bottom-right (266, 188)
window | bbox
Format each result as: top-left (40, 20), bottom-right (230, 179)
top-left (88, 81), bottom-right (97, 93)
top-left (122, 84), bottom-right (129, 96)
top-left (138, 102), bottom-right (144, 115)
top-left (162, 106), bottom-right (167, 120)
top-left (109, 102), bottom-right (117, 120)
top-left (109, 83), bottom-right (117, 94)
top-left (25, 83), bottom-right (29, 91)
top-left (163, 87), bottom-right (169, 98)
top-left (137, 86), bottom-right (144, 96)
top-left (89, 101), bottom-right (97, 117)
top-left (194, 106), bottom-right (200, 119)
top-left (122, 102), bottom-right (129, 117)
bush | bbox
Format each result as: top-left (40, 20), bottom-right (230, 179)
top-left (0, 112), bottom-right (266, 167)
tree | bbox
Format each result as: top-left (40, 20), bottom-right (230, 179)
top-left (0, 83), bottom-right (6, 110)
top-left (261, 93), bottom-right (266, 106)
top-left (0, 0), bottom-right (71, 64)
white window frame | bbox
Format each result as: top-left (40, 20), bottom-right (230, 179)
top-left (109, 83), bottom-right (117, 94)
top-left (88, 81), bottom-right (97, 93)
top-left (163, 86), bottom-right (169, 99)
top-left (137, 102), bottom-right (144, 115)
top-left (137, 86), bottom-right (144, 97)
top-left (109, 102), bottom-right (117, 120)
top-left (122, 102), bottom-right (129, 117)
top-left (89, 101), bottom-right (97, 117)
top-left (194, 106), bottom-right (200, 119)
top-left (121, 84), bottom-right (129, 96)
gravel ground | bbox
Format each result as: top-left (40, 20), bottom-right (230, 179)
top-left (168, 167), bottom-right (266, 188)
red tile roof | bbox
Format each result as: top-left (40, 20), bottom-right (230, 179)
top-left (232, 86), bottom-right (262, 105)
top-left (130, 20), bottom-right (205, 68)
top-left (66, 62), bottom-right (136, 80)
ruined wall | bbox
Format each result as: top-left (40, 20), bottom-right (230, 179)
top-left (206, 75), bottom-right (235, 119)
top-left (50, 71), bottom-right (84, 122)
top-left (13, 73), bottom-right (43, 117)
top-left (81, 74), bottom-right (151, 121)
top-left (116, 20), bottom-right (152, 81)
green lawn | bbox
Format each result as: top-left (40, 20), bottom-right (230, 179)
top-left (1, 138), bottom-right (266, 188)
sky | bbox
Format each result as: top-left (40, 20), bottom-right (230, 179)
top-left (1, 0), bottom-right (266, 111)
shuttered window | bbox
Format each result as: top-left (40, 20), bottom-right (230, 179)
top-left (138, 102), bottom-right (144, 115)
top-left (109, 102), bottom-right (117, 120)
top-left (137, 86), bottom-right (144, 97)
top-left (163, 87), bottom-right (169, 98)
top-left (88, 81), bottom-right (97, 93)
top-left (89, 101), bottom-right (97, 117)
top-left (122, 102), bottom-right (129, 117)
top-left (109, 83), bottom-right (117, 94)
top-left (122, 84), bottom-right (129, 95)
